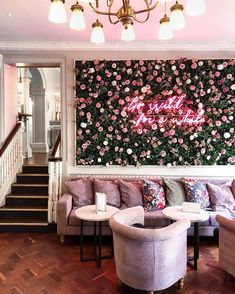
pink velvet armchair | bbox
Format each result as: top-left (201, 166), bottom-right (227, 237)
top-left (109, 206), bottom-right (191, 293)
top-left (215, 214), bottom-right (235, 277)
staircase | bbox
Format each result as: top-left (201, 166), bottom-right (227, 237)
top-left (0, 163), bottom-right (55, 232)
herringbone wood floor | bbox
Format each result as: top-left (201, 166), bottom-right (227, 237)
top-left (0, 233), bottom-right (234, 294)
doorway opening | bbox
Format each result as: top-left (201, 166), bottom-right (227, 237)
top-left (17, 66), bottom-right (61, 159)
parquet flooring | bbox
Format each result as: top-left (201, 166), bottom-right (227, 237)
top-left (0, 233), bottom-right (234, 294)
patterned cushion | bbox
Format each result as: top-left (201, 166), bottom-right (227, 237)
top-left (142, 179), bottom-right (166, 212)
top-left (65, 177), bottom-right (94, 207)
top-left (181, 178), bottom-right (210, 209)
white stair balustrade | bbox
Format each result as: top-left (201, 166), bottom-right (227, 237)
top-left (0, 123), bottom-right (23, 207)
top-left (48, 131), bottom-right (62, 223)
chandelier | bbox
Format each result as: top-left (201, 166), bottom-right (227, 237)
top-left (48, 0), bottom-right (207, 43)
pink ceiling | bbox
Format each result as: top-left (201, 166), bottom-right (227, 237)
top-left (0, 0), bottom-right (234, 43)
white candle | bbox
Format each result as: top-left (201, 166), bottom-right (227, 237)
top-left (95, 192), bottom-right (107, 213)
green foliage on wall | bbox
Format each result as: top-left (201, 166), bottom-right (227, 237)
top-left (75, 59), bottom-right (235, 166)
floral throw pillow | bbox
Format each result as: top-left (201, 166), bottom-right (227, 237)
top-left (142, 180), bottom-right (166, 212)
top-left (181, 178), bottom-right (210, 209)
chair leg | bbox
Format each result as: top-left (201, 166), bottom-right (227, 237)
top-left (178, 278), bottom-right (184, 289)
top-left (117, 278), bottom-right (123, 287)
top-left (60, 235), bottom-right (65, 245)
top-left (146, 291), bottom-right (154, 294)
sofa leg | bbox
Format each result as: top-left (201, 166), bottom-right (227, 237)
top-left (178, 278), bottom-right (184, 289)
top-left (60, 235), bottom-right (65, 245)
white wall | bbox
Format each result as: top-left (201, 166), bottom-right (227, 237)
top-left (3, 64), bottom-right (18, 140)
top-left (1, 49), bottom-right (235, 177)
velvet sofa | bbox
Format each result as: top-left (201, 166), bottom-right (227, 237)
top-left (57, 175), bottom-right (235, 244)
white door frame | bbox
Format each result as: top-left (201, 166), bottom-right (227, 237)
top-left (0, 56), bottom-right (67, 163)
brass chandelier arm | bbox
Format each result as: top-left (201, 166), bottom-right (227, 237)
top-left (132, 0), bottom-right (158, 24)
top-left (108, 0), bottom-right (120, 25)
top-left (89, 2), bottom-right (117, 17)
top-left (90, 0), bottom-right (159, 24)
top-left (108, 15), bottom-right (120, 25)
top-left (107, 0), bottom-right (113, 8)
top-left (134, 1), bottom-right (159, 16)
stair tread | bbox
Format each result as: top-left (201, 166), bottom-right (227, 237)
top-left (17, 173), bottom-right (49, 176)
top-left (0, 218), bottom-right (48, 222)
top-left (23, 164), bottom-right (48, 167)
top-left (0, 206), bottom-right (48, 211)
top-left (6, 194), bottom-right (48, 198)
top-left (12, 183), bottom-right (48, 186)
top-left (0, 219), bottom-right (48, 226)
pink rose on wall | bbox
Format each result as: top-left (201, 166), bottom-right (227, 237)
top-left (169, 129), bottom-right (175, 136)
top-left (160, 150), bottom-right (166, 157)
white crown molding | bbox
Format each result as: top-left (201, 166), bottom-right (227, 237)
top-left (0, 41), bottom-right (235, 52)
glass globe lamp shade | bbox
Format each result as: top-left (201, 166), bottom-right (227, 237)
top-left (186, 0), bottom-right (206, 16)
top-left (49, 0), bottom-right (67, 24)
top-left (158, 16), bottom-right (173, 40)
top-left (90, 20), bottom-right (105, 43)
top-left (121, 23), bottom-right (135, 41)
top-left (170, 2), bottom-right (185, 30)
top-left (70, 3), bottom-right (86, 30)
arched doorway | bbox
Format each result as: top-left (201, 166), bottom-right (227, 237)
top-left (17, 67), bottom-right (61, 156)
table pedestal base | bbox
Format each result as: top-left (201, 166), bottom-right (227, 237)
top-left (80, 220), bottom-right (113, 268)
top-left (187, 222), bottom-right (199, 270)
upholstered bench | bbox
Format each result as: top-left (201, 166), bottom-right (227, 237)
top-left (57, 176), bottom-right (235, 244)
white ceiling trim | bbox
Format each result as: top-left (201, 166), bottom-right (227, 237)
top-left (1, 41), bottom-right (235, 52)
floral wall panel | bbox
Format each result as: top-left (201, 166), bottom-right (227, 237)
top-left (75, 59), bottom-right (235, 166)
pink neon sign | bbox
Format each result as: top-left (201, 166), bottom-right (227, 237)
top-left (125, 95), bottom-right (205, 127)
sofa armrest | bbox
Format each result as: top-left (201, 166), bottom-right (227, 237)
top-left (216, 214), bottom-right (235, 233)
top-left (57, 194), bottom-right (73, 235)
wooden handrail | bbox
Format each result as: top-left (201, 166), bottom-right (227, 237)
top-left (48, 131), bottom-right (62, 161)
top-left (0, 122), bottom-right (21, 157)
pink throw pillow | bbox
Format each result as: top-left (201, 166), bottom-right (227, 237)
top-left (119, 180), bottom-right (143, 208)
top-left (93, 178), bottom-right (121, 208)
top-left (231, 179), bottom-right (235, 197)
top-left (142, 179), bottom-right (166, 212)
top-left (207, 182), bottom-right (235, 211)
top-left (65, 178), bottom-right (94, 207)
